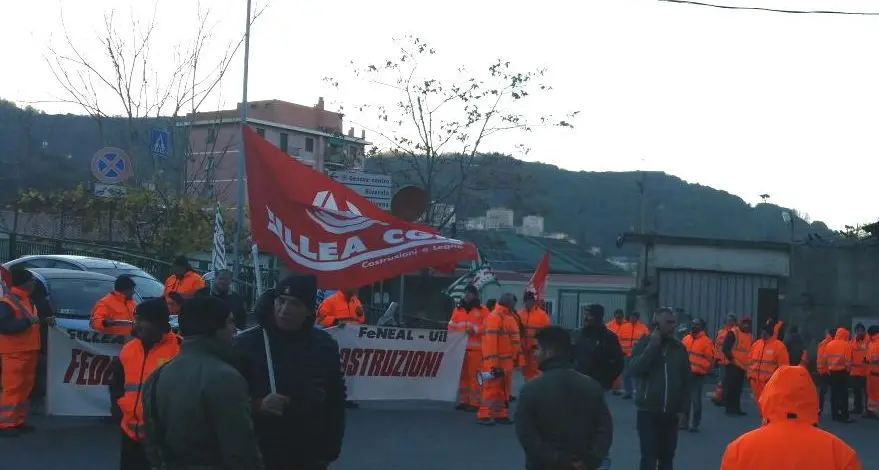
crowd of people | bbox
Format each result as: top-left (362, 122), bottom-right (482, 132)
top-left (0, 258), bottom-right (871, 469)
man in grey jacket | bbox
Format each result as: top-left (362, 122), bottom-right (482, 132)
top-left (142, 296), bottom-right (264, 469)
top-left (515, 326), bottom-right (613, 470)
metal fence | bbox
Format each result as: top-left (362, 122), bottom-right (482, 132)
top-left (0, 233), bottom-right (278, 310)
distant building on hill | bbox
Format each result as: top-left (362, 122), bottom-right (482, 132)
top-left (485, 207), bottom-right (515, 230)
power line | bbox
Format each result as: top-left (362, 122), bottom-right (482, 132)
top-left (658, 0), bottom-right (879, 15)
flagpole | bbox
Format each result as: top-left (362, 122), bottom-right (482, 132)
top-left (232, 0), bottom-right (253, 291)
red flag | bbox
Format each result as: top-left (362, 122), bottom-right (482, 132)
top-left (243, 125), bottom-right (477, 290)
top-left (525, 250), bottom-right (550, 301)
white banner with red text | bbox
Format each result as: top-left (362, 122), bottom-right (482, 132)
top-left (46, 319), bottom-right (126, 417)
top-left (327, 325), bottom-right (466, 401)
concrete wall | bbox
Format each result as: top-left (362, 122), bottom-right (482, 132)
top-left (649, 244), bottom-right (789, 277)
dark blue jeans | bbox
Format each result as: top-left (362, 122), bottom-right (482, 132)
top-left (637, 411), bottom-right (679, 470)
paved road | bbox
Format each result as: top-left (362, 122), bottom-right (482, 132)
top-left (9, 383), bottom-right (879, 469)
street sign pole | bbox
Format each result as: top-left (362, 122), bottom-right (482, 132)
top-left (232, 0), bottom-right (253, 292)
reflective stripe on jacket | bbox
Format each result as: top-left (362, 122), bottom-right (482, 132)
top-left (117, 333), bottom-right (181, 441)
top-left (448, 306), bottom-right (486, 350)
top-left (816, 334), bottom-right (833, 375)
top-left (747, 338), bottom-right (790, 384)
top-left (731, 328), bottom-right (752, 370)
top-left (715, 327), bottom-right (731, 365)
top-left (89, 291), bottom-right (136, 335)
top-left (820, 328), bottom-right (853, 372)
top-left (0, 287), bottom-right (40, 353)
top-left (618, 321), bottom-right (649, 357)
top-left (850, 337), bottom-right (870, 377)
top-left (682, 331), bottom-right (714, 375)
top-left (163, 271), bottom-right (206, 314)
top-left (518, 307), bottom-right (550, 353)
top-left (481, 306), bottom-right (521, 371)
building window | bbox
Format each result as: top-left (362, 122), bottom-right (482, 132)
top-left (206, 127), bottom-right (217, 144)
top-left (279, 132), bottom-right (288, 153)
top-left (256, 128), bottom-right (266, 138)
top-left (206, 155), bottom-right (215, 170)
top-left (305, 137), bottom-right (314, 152)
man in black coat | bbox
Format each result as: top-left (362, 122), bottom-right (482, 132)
top-left (573, 304), bottom-right (625, 391)
top-left (236, 275), bottom-right (346, 470)
top-left (199, 269), bottom-right (248, 329)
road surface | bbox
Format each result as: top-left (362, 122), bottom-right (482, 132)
top-left (9, 380), bottom-right (879, 469)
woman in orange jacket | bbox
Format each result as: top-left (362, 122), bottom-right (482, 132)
top-left (720, 365), bottom-right (861, 470)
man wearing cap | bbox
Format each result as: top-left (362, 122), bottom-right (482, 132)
top-left (237, 275), bottom-right (347, 470)
top-left (448, 284), bottom-right (487, 411)
top-left (142, 296), bottom-right (263, 469)
top-left (162, 255), bottom-right (206, 314)
top-left (90, 275), bottom-right (137, 335)
top-left (110, 298), bottom-right (180, 470)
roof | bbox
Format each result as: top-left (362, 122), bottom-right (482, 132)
top-left (618, 232), bottom-right (792, 252)
top-left (456, 230), bottom-right (628, 275)
top-left (28, 268), bottom-right (117, 281)
top-left (12, 254), bottom-right (140, 270)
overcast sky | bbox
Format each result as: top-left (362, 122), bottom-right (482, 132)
top-left (2, 0), bottom-right (878, 229)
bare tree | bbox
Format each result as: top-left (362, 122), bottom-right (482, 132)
top-left (325, 35), bottom-right (577, 230)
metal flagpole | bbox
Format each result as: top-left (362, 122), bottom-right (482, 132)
top-left (232, 0), bottom-right (253, 292)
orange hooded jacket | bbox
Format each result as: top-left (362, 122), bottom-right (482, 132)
top-left (720, 365), bottom-right (861, 470)
top-left (820, 328), bottom-right (853, 373)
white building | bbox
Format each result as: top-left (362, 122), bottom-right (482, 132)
top-left (464, 217), bottom-right (487, 230)
top-left (486, 207), bottom-right (514, 230)
top-left (521, 215), bottom-right (545, 237)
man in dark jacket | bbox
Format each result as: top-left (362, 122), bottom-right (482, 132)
top-left (142, 296), bottom-right (263, 469)
top-left (572, 304), bottom-right (625, 390)
top-left (236, 275), bottom-right (346, 470)
top-left (784, 325), bottom-right (805, 366)
top-left (515, 326), bottom-right (612, 470)
top-left (205, 269), bottom-right (248, 329)
top-left (629, 307), bottom-right (690, 470)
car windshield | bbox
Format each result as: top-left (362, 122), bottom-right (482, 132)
top-left (48, 278), bottom-right (119, 318)
top-left (129, 275), bottom-right (164, 299)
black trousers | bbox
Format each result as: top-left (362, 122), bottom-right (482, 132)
top-left (818, 374), bottom-right (829, 413)
top-left (120, 430), bottom-right (151, 470)
top-left (722, 365), bottom-right (745, 413)
top-left (637, 411), bottom-right (679, 470)
top-left (829, 370), bottom-right (850, 421)
top-left (850, 375), bottom-right (867, 413)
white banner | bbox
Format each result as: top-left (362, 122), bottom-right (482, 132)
top-left (46, 319), bottom-right (126, 416)
top-left (328, 325), bottom-right (466, 401)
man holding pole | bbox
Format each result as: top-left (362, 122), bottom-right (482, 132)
top-left (237, 274), bottom-right (347, 470)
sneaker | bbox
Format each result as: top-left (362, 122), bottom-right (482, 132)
top-left (495, 417), bottom-right (514, 425)
top-left (15, 424), bottom-right (34, 434)
top-left (477, 418), bottom-right (495, 426)
top-left (454, 403), bottom-right (470, 411)
top-left (0, 428), bottom-right (21, 438)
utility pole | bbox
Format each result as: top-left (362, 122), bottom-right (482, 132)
top-left (232, 0), bottom-right (253, 291)
top-left (637, 171), bottom-right (646, 233)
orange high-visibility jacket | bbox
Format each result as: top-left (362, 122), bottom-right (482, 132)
top-left (618, 321), bottom-right (649, 357)
top-left (866, 333), bottom-right (879, 413)
top-left (606, 319), bottom-right (624, 337)
top-left (715, 326), bottom-right (733, 365)
top-left (683, 331), bottom-right (714, 375)
top-left (448, 305), bottom-right (486, 351)
top-left (317, 291), bottom-right (365, 328)
top-left (518, 307), bottom-right (550, 354)
top-left (730, 328), bottom-right (753, 371)
top-left (0, 286), bottom-right (40, 353)
top-left (850, 336), bottom-right (870, 378)
top-left (820, 329), bottom-right (853, 373)
top-left (163, 271), bottom-right (205, 313)
top-left (90, 291), bottom-right (136, 335)
top-left (816, 333), bottom-right (833, 375)
top-left (720, 366), bottom-right (861, 470)
top-left (747, 338), bottom-right (790, 384)
top-left (117, 333), bottom-right (180, 441)
top-left (481, 305), bottom-right (521, 372)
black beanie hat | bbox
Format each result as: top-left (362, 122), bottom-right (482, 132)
top-left (178, 296), bottom-right (231, 336)
top-left (584, 304), bottom-right (605, 322)
top-left (134, 298), bottom-right (171, 331)
top-left (275, 274), bottom-right (318, 310)
top-left (463, 284), bottom-right (479, 296)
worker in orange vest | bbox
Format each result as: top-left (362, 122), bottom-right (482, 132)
top-left (820, 328), bottom-right (854, 423)
top-left (0, 268), bottom-right (53, 438)
top-left (681, 318), bottom-right (714, 431)
top-left (617, 311), bottom-right (649, 399)
top-left (865, 325), bottom-right (879, 419)
top-left (477, 293), bottom-right (521, 425)
top-left (764, 316), bottom-right (786, 341)
top-left (747, 323), bottom-right (790, 404)
top-left (317, 288), bottom-right (365, 328)
top-left (90, 275), bottom-right (137, 335)
top-left (518, 291), bottom-right (550, 382)
top-left (110, 298), bottom-right (180, 469)
top-left (849, 323), bottom-right (870, 416)
top-left (712, 314), bottom-right (738, 406)
top-left (606, 309), bottom-right (625, 394)
top-left (163, 256), bottom-right (206, 314)
top-left (720, 365), bottom-right (861, 470)
top-left (721, 317), bottom-right (752, 416)
top-left (816, 328), bottom-right (834, 415)
top-left (448, 285), bottom-right (487, 411)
